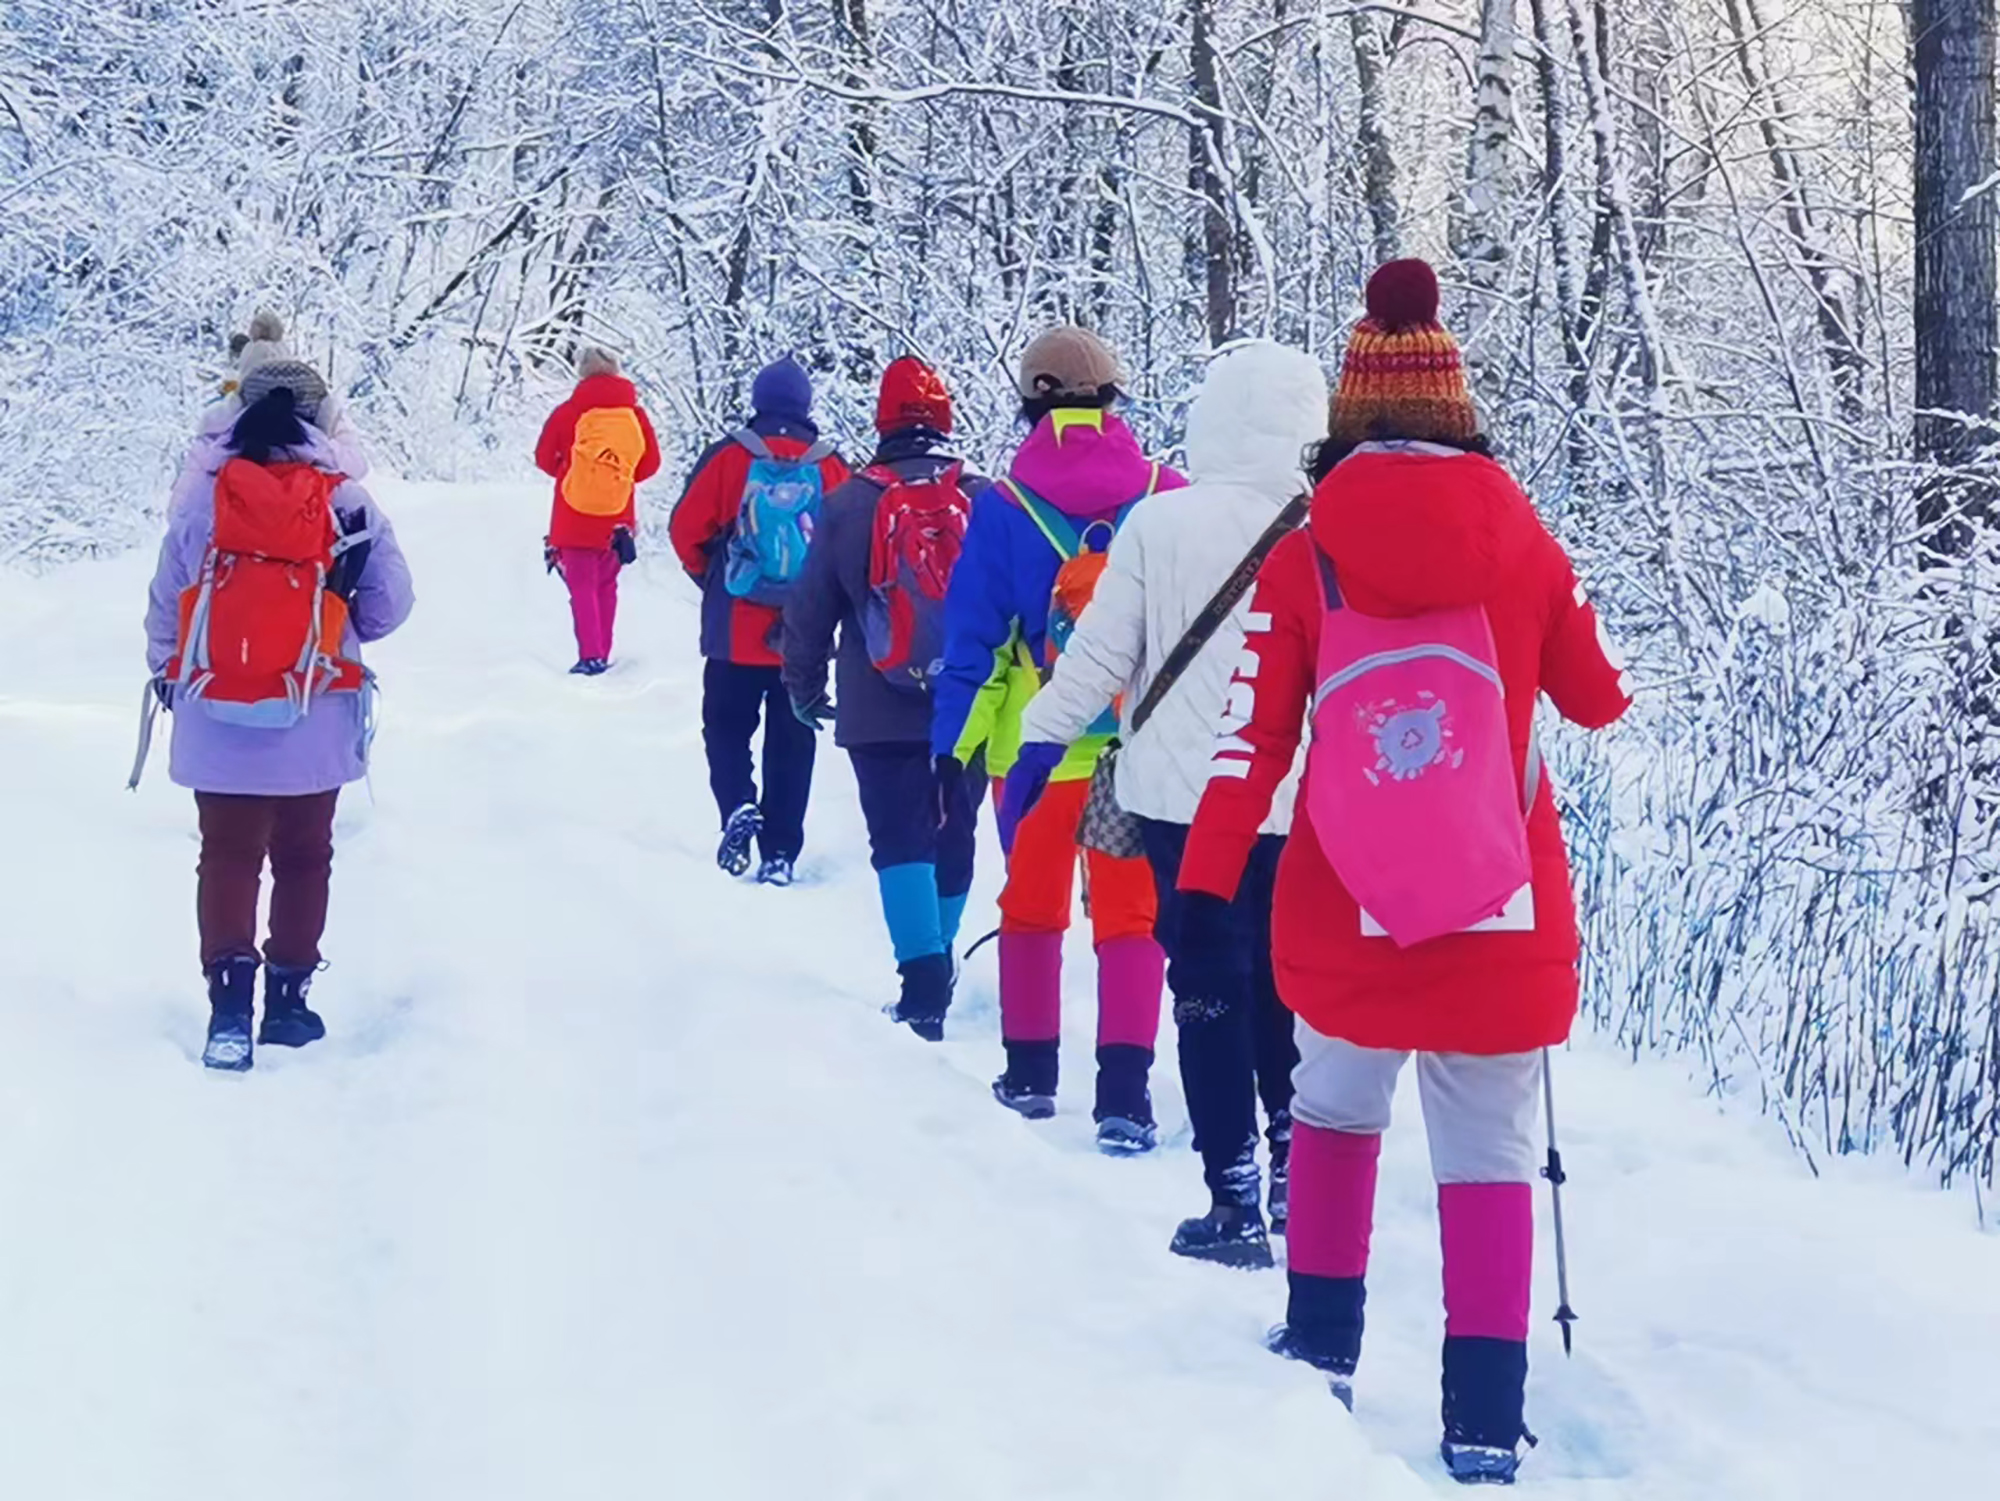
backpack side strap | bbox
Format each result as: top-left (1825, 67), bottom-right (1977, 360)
top-left (997, 478), bottom-right (1082, 557)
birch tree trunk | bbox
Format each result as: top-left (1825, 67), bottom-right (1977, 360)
top-left (1461, 0), bottom-right (1518, 400)
top-left (1912, 0), bottom-right (1998, 563)
top-left (1349, 9), bottom-right (1400, 265)
top-left (1189, 0), bottom-right (1236, 345)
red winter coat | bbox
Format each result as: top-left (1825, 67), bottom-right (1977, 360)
top-left (535, 374), bottom-right (663, 551)
top-left (1179, 446), bottom-right (1632, 1055)
top-left (667, 423), bottom-right (851, 666)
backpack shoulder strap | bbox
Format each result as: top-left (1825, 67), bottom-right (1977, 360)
top-left (1311, 544), bottom-right (1343, 610)
top-left (1129, 492), bottom-right (1308, 735)
top-left (732, 428), bottom-right (773, 462)
top-left (998, 478), bottom-right (1081, 557)
top-left (800, 439), bottom-right (835, 465)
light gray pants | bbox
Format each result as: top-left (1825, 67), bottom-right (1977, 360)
top-left (1291, 1024), bottom-right (1543, 1185)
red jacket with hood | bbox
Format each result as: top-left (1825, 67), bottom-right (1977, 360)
top-left (1179, 445), bottom-right (1632, 1055)
top-left (535, 374), bottom-right (663, 551)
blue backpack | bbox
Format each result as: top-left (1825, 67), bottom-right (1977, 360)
top-left (723, 429), bottom-right (834, 606)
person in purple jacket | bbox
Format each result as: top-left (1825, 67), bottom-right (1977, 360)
top-left (144, 362), bottom-right (414, 1070)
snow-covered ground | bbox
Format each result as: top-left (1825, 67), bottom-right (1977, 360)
top-left (1, 478), bottom-right (1995, 1500)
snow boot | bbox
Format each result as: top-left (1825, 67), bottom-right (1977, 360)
top-left (1264, 1325), bottom-right (1356, 1411)
top-left (258, 964), bottom-right (326, 1048)
top-left (992, 1076), bottom-right (1057, 1120)
top-left (1268, 1112), bottom-right (1292, 1235)
top-left (886, 952), bottom-right (953, 1042)
top-left (993, 1039), bottom-right (1057, 1119)
top-left (755, 855), bottom-right (797, 887)
top-left (1093, 1043), bottom-right (1157, 1155)
top-left (1169, 1203), bottom-right (1274, 1270)
top-left (1439, 1443), bottom-right (1524, 1487)
top-left (1095, 1117), bottom-right (1159, 1155)
top-left (201, 955), bottom-right (258, 1071)
top-left (717, 802), bottom-right (761, 876)
top-left (569, 658), bottom-right (605, 676)
top-left (1441, 1337), bottom-right (1532, 1487)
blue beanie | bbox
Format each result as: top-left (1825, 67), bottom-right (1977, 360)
top-left (751, 357), bottom-right (814, 422)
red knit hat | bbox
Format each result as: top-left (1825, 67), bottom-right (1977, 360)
top-left (876, 357), bottom-right (954, 435)
top-left (1330, 259), bottom-right (1479, 446)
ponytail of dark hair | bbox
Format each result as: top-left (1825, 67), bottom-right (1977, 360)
top-left (1018, 382), bottom-right (1122, 427)
top-left (229, 387), bottom-right (309, 466)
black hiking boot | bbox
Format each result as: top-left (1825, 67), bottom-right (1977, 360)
top-left (885, 953), bottom-right (953, 1041)
top-left (717, 803), bottom-right (761, 876)
top-left (1169, 1203), bottom-right (1275, 1269)
top-left (258, 964), bottom-right (326, 1048)
top-left (201, 955), bottom-right (258, 1071)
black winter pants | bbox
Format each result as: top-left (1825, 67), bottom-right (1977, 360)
top-left (1140, 818), bottom-right (1298, 1203)
top-left (702, 660), bottom-right (817, 862)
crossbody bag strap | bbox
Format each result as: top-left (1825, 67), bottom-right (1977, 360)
top-left (1128, 492), bottom-right (1309, 736)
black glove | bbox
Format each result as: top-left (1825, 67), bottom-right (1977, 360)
top-left (1169, 891), bottom-right (1246, 1005)
top-left (610, 526), bottom-right (637, 566)
top-left (152, 677), bottom-right (174, 710)
top-left (792, 690), bottom-right (834, 732)
top-left (934, 755), bottom-right (964, 830)
top-left (544, 541), bottom-right (562, 575)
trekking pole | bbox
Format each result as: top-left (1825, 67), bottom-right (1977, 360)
top-left (1541, 1047), bottom-right (1579, 1355)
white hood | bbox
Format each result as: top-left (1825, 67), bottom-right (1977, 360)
top-left (1182, 340), bottom-right (1329, 494)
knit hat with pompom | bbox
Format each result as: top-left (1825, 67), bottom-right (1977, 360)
top-left (1329, 260), bottom-right (1479, 446)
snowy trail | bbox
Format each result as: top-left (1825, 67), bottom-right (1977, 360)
top-left (1, 478), bottom-right (1995, 1499)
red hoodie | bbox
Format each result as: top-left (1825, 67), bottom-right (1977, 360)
top-left (535, 374), bottom-right (663, 550)
top-left (1180, 446), bottom-right (1632, 1055)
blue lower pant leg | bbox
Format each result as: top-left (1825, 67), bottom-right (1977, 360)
top-left (877, 862), bottom-right (945, 963)
top-left (939, 891), bottom-right (969, 951)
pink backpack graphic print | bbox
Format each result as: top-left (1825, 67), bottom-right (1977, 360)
top-left (1305, 549), bottom-right (1532, 947)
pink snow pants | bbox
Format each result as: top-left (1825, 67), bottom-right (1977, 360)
top-left (560, 546), bottom-right (621, 662)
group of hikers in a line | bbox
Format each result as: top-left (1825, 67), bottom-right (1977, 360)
top-left (138, 258), bottom-right (1630, 1486)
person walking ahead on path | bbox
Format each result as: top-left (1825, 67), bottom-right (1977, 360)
top-left (670, 356), bottom-right (850, 886)
top-left (1178, 260), bottom-right (1632, 1485)
top-left (783, 358), bottom-right (988, 1040)
top-left (142, 372), bottom-right (415, 1072)
top-left (930, 326), bottom-right (1184, 1155)
top-left (534, 347), bottom-right (661, 675)
top-left (1011, 340), bottom-right (1328, 1267)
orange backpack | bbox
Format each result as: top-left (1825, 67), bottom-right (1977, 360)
top-left (166, 459), bottom-right (368, 727)
top-left (561, 407), bottom-right (647, 516)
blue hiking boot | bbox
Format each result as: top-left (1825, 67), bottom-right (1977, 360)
top-left (718, 803), bottom-right (761, 877)
top-left (201, 955), bottom-right (258, 1071)
top-left (754, 855), bottom-right (796, 887)
top-left (258, 965), bottom-right (326, 1048)
top-left (1440, 1444), bottom-right (1523, 1486)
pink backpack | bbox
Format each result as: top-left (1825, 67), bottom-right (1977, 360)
top-left (1304, 549), bottom-right (1533, 947)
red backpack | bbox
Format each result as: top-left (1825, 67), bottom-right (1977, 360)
top-left (861, 461), bottom-right (971, 691)
top-left (166, 458), bottom-right (369, 726)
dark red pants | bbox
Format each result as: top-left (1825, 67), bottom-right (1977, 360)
top-left (194, 791), bottom-right (339, 969)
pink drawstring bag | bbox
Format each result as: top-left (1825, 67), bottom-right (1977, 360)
top-left (1305, 548), bottom-right (1532, 947)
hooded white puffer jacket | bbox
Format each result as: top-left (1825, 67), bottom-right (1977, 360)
top-left (1019, 340), bottom-right (1327, 831)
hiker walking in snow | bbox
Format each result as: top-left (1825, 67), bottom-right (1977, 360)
top-left (1177, 261), bottom-right (1632, 1484)
top-left (179, 312), bottom-right (374, 495)
top-left (141, 361), bottom-right (415, 1072)
top-left (931, 327), bottom-right (1181, 1154)
top-left (782, 358), bottom-right (987, 1040)
top-left (1009, 341), bottom-right (1327, 1265)
top-left (534, 347), bottom-right (662, 675)
top-left (670, 357), bottom-right (850, 886)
